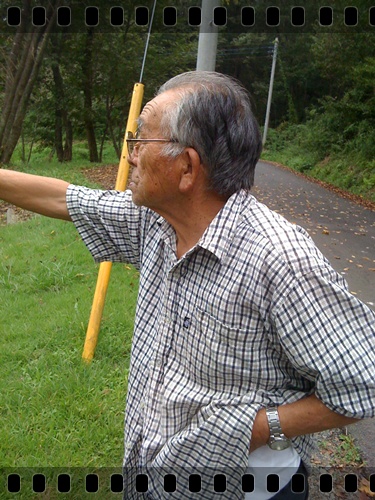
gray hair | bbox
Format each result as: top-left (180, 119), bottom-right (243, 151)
top-left (156, 71), bottom-right (262, 198)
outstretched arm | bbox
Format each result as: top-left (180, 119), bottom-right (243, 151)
top-left (0, 169), bottom-right (71, 221)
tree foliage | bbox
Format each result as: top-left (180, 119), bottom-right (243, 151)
top-left (0, 0), bottom-right (61, 164)
top-left (0, 1), bottom-right (374, 170)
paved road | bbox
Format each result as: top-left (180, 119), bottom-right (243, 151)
top-left (253, 161), bottom-right (375, 470)
top-left (254, 161), bottom-right (375, 309)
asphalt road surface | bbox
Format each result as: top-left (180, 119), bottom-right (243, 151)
top-left (253, 161), bottom-right (375, 310)
top-left (253, 161), bottom-right (375, 471)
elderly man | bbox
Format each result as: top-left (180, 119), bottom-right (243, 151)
top-left (0, 71), bottom-right (374, 499)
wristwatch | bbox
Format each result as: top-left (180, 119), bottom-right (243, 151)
top-left (265, 407), bottom-right (291, 451)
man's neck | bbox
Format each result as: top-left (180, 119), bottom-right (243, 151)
top-left (159, 192), bottom-right (228, 259)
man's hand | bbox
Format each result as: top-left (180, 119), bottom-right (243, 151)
top-left (250, 394), bottom-right (359, 453)
top-left (0, 169), bottom-right (71, 221)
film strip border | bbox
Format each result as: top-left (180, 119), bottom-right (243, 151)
top-left (1, 4), bottom-right (375, 33)
top-left (2, 469), bottom-right (375, 495)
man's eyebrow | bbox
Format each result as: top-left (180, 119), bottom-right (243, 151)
top-left (136, 118), bottom-right (144, 131)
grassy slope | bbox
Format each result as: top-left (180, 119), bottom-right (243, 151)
top-left (0, 157), bottom-right (139, 470)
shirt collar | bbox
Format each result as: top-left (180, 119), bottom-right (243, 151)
top-left (156, 190), bottom-right (250, 262)
top-left (197, 190), bottom-right (248, 261)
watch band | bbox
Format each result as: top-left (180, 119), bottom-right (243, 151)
top-left (265, 407), bottom-right (291, 451)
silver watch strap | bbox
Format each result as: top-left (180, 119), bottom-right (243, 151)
top-left (266, 408), bottom-right (285, 438)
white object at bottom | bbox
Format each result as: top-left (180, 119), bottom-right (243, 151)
top-left (245, 445), bottom-right (301, 500)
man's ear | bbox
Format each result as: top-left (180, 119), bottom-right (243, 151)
top-left (178, 148), bottom-right (203, 193)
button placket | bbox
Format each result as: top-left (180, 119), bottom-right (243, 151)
top-left (164, 260), bottom-right (188, 361)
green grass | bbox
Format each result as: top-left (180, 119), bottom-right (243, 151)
top-left (336, 434), bottom-right (363, 466)
top-left (0, 218), bottom-right (138, 467)
top-left (11, 140), bottom-right (119, 172)
top-left (0, 154), bottom-right (139, 472)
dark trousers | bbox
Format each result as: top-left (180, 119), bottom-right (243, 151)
top-left (270, 461), bottom-right (309, 499)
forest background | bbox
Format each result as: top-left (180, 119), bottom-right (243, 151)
top-left (1, 0), bottom-right (374, 203)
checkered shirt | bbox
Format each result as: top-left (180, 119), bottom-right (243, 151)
top-left (67, 186), bottom-right (375, 499)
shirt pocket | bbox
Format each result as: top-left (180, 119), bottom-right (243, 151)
top-left (178, 307), bottom-right (269, 394)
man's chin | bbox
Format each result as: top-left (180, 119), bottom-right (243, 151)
top-left (129, 188), bottom-right (143, 207)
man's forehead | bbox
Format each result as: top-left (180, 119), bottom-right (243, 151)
top-left (140, 99), bottom-right (159, 121)
top-left (138, 90), bottom-right (178, 128)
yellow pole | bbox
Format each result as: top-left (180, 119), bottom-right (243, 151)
top-left (82, 83), bottom-right (144, 362)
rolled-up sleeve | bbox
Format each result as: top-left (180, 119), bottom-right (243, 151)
top-left (66, 185), bottom-right (144, 268)
top-left (272, 267), bottom-right (375, 419)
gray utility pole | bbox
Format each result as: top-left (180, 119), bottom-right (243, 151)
top-left (196, 0), bottom-right (220, 71)
top-left (262, 37), bottom-right (279, 146)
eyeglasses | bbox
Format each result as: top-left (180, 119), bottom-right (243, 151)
top-left (126, 131), bottom-right (177, 156)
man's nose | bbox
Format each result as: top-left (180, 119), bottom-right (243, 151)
top-left (127, 143), bottom-right (140, 164)
top-left (127, 151), bottom-right (137, 166)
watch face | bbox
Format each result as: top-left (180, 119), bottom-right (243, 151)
top-left (269, 439), bottom-right (291, 451)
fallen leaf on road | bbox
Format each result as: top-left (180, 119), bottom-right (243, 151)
top-left (358, 477), bottom-right (375, 498)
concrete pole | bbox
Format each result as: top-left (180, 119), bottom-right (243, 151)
top-left (196, 0), bottom-right (220, 71)
top-left (262, 37), bottom-right (279, 146)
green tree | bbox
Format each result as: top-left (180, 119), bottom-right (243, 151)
top-left (0, 0), bottom-right (61, 164)
top-left (50, 32), bottom-right (73, 162)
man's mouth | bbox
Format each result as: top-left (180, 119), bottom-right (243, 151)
top-left (129, 175), bottom-right (139, 189)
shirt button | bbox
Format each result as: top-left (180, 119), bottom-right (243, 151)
top-left (154, 357), bottom-right (163, 367)
top-left (183, 317), bottom-right (191, 329)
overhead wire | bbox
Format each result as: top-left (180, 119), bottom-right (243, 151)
top-left (139, 0), bottom-right (157, 83)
